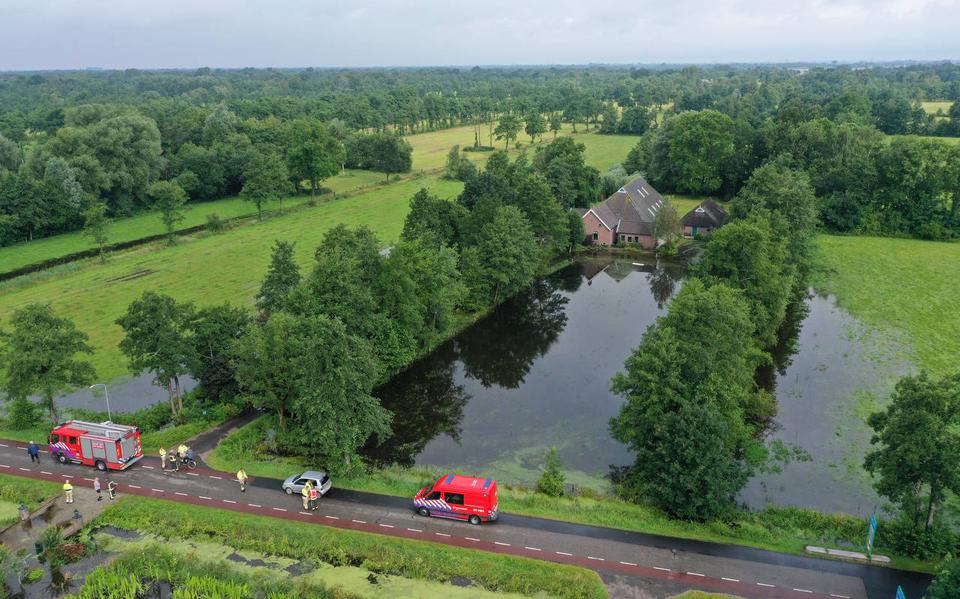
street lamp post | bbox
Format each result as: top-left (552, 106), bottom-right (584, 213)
top-left (89, 384), bottom-right (112, 423)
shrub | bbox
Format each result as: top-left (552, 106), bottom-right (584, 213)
top-left (7, 398), bottom-right (40, 429)
top-left (205, 213), bottom-right (226, 233)
top-left (537, 447), bottom-right (566, 497)
top-left (878, 517), bottom-right (957, 560)
top-left (927, 557), bottom-right (960, 599)
top-left (24, 567), bottom-right (44, 584)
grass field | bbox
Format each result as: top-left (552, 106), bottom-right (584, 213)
top-left (921, 100), bottom-right (954, 116)
top-left (0, 175), bottom-right (463, 381)
top-left (888, 133), bottom-right (960, 145)
top-left (406, 122), bottom-right (637, 172)
top-left (811, 235), bottom-right (960, 378)
top-left (0, 473), bottom-right (61, 525)
top-left (0, 125), bottom-right (635, 279)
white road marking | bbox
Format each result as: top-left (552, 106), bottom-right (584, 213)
top-left (352, 519), bottom-right (366, 524)
top-left (465, 537), bottom-right (480, 542)
top-left (185, 472), bottom-right (199, 476)
top-left (142, 466), bottom-right (154, 469)
top-left (494, 541), bottom-right (511, 546)
top-left (555, 551), bottom-right (572, 556)
top-left (151, 488), bottom-right (164, 493)
top-left (18, 467), bottom-right (29, 471)
top-left (757, 583), bottom-right (775, 588)
top-left (174, 492), bottom-right (188, 496)
top-left (247, 503), bottom-right (261, 508)
top-left (0, 444), bottom-right (7, 447)
top-left (435, 532), bottom-right (451, 537)
top-left (199, 496), bottom-right (212, 500)
top-left (524, 546), bottom-right (542, 551)
top-left (223, 499), bottom-right (237, 504)
top-left (722, 577), bottom-right (740, 582)
top-left (128, 485), bottom-right (141, 489)
top-left (41, 471), bottom-right (52, 475)
top-left (619, 561), bottom-right (637, 566)
top-left (686, 572), bottom-right (705, 577)
top-left (272, 507), bottom-right (286, 512)
top-left (0, 464), bottom-right (9, 468)
top-left (299, 511), bottom-right (312, 515)
top-left (209, 476), bottom-right (222, 480)
top-left (653, 566), bottom-right (671, 572)
top-left (830, 595), bottom-right (851, 599)
top-left (793, 590), bottom-right (813, 594)
top-left (587, 556), bottom-right (604, 561)
top-left (378, 524), bottom-right (394, 528)
top-left (326, 515), bottom-right (340, 520)
top-left (406, 528), bottom-right (421, 532)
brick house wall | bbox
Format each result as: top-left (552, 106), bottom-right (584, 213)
top-left (682, 225), bottom-right (714, 238)
top-left (583, 211), bottom-right (614, 245)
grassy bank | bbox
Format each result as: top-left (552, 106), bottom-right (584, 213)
top-left (0, 473), bottom-right (61, 526)
top-left (811, 235), bottom-right (960, 377)
top-left (0, 176), bottom-right (463, 381)
top-left (90, 497), bottom-right (607, 598)
top-left (207, 417), bottom-right (934, 572)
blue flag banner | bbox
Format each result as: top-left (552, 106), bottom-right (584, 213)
top-left (866, 515), bottom-right (878, 557)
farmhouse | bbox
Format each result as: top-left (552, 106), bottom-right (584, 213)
top-left (680, 199), bottom-right (728, 238)
top-left (581, 176), bottom-right (665, 249)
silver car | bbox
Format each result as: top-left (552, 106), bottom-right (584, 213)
top-left (282, 470), bottom-right (332, 496)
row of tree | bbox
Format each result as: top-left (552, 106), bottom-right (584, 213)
top-left (625, 108), bottom-right (960, 240)
top-left (610, 158), bottom-right (819, 520)
top-left (0, 105), bottom-right (414, 246)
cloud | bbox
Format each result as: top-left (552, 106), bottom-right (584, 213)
top-left (0, 0), bottom-right (958, 69)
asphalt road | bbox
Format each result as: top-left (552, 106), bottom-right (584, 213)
top-left (0, 440), bottom-right (931, 599)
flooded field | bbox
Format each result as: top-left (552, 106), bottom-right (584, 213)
top-left (371, 256), bottom-right (911, 514)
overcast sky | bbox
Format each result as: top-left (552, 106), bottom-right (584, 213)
top-left (1, 0), bottom-right (958, 70)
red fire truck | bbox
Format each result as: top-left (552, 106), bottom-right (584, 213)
top-left (413, 473), bottom-right (499, 525)
top-left (49, 420), bottom-right (143, 471)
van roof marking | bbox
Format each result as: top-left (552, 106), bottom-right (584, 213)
top-left (444, 473), bottom-right (455, 485)
top-left (482, 478), bottom-right (493, 490)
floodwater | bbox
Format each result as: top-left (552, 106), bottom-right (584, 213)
top-left (370, 256), bottom-right (910, 514)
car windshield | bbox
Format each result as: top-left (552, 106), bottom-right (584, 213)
top-left (320, 475), bottom-right (329, 485)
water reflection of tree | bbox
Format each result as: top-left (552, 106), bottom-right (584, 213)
top-left (647, 261), bottom-right (685, 309)
top-left (757, 293), bottom-right (811, 391)
top-left (457, 278), bottom-right (570, 389)
top-left (366, 344), bottom-right (469, 466)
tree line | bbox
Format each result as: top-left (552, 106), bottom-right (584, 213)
top-left (0, 145), bottom-right (584, 471)
top-left (0, 104), bottom-right (413, 247)
top-left (610, 157), bottom-right (818, 520)
top-left (623, 108), bottom-right (960, 240)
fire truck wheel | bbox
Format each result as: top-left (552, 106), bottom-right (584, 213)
top-left (95, 460), bottom-right (106, 472)
top-left (469, 515), bottom-right (481, 525)
top-left (56, 453), bottom-right (67, 464)
top-left (417, 507), bottom-right (430, 517)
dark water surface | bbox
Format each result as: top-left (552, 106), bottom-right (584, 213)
top-left (369, 256), bottom-right (684, 489)
top-left (370, 256), bottom-right (908, 514)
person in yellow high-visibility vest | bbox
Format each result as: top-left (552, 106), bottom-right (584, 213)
top-left (62, 480), bottom-right (73, 504)
top-left (301, 481), bottom-right (313, 510)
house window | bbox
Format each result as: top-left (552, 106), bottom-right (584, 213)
top-left (592, 232), bottom-right (598, 241)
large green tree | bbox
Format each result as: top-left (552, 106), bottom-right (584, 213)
top-left (693, 216), bottom-right (790, 348)
top-left (533, 137), bottom-right (600, 209)
top-left (864, 372), bottom-right (960, 530)
top-left (148, 180), bottom-right (187, 245)
top-left (256, 240), bottom-right (301, 316)
top-left (285, 119), bottom-right (345, 196)
top-left (465, 205), bottom-right (539, 306)
top-left (646, 110), bottom-right (737, 195)
top-left (494, 114), bottom-right (522, 150)
top-left (1, 304), bottom-right (95, 424)
top-left (116, 292), bottom-right (195, 416)
top-left (525, 112), bottom-right (547, 143)
top-left (241, 151), bottom-right (290, 220)
top-left (190, 304), bottom-right (249, 403)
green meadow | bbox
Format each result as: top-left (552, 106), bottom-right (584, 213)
top-left (0, 125), bottom-right (636, 277)
top-left (812, 235), bottom-right (960, 377)
top-left (921, 100), bottom-right (954, 116)
top-left (0, 176), bottom-right (463, 381)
